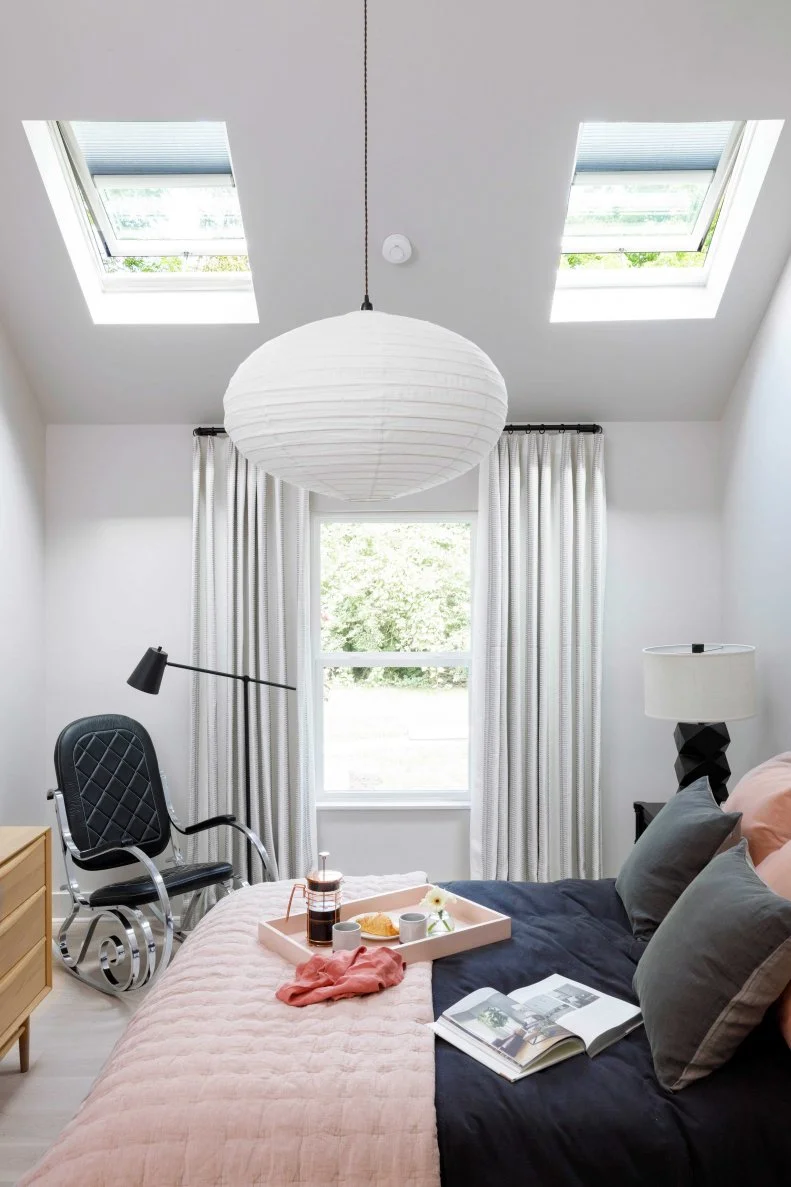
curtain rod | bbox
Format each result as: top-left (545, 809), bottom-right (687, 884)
top-left (504, 423), bottom-right (602, 434)
top-left (195, 423), bottom-right (603, 439)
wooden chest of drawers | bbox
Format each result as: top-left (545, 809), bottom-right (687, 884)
top-left (0, 827), bottom-right (52, 1071)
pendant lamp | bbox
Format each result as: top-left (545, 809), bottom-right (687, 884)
top-left (224, 2), bottom-right (507, 501)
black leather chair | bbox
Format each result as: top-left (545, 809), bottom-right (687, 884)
top-left (49, 713), bottom-right (272, 995)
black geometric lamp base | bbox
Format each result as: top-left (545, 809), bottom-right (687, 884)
top-left (674, 721), bottom-right (731, 804)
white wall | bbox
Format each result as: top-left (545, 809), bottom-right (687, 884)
top-left (43, 423), bottom-right (723, 878)
top-left (721, 255), bottom-right (791, 780)
top-left (600, 422), bottom-right (722, 872)
top-left (0, 323), bottom-right (45, 825)
top-left (45, 425), bottom-right (193, 820)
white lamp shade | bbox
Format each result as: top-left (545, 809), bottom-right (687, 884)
top-left (643, 644), bottom-right (756, 722)
top-left (223, 310), bottom-right (508, 500)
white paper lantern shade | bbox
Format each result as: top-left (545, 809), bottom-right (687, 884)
top-left (223, 310), bottom-right (508, 501)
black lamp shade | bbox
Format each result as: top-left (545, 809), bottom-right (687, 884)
top-left (127, 647), bottom-right (168, 695)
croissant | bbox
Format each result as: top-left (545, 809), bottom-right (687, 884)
top-left (358, 912), bottom-right (399, 937)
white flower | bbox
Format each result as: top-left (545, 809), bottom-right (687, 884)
top-left (420, 886), bottom-right (455, 913)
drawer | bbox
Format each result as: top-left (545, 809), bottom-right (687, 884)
top-left (0, 839), bottom-right (46, 924)
top-left (0, 941), bottom-right (47, 1042)
top-left (0, 888), bottom-right (46, 982)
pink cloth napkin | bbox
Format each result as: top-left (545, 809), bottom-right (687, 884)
top-left (276, 944), bottom-right (405, 1006)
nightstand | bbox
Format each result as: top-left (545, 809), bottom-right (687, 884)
top-left (0, 827), bottom-right (52, 1072)
top-left (633, 801), bottom-right (666, 842)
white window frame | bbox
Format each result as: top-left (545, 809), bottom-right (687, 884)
top-left (22, 120), bottom-right (258, 326)
top-left (561, 123), bottom-right (745, 255)
top-left (313, 511), bottom-right (475, 810)
top-left (58, 121), bottom-right (247, 258)
top-left (552, 120), bottom-right (784, 322)
top-left (562, 168), bottom-right (716, 254)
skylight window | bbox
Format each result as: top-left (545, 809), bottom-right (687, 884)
top-left (23, 119), bottom-right (258, 325)
top-left (552, 119), bottom-right (783, 321)
top-left (562, 121), bottom-right (743, 259)
top-left (61, 121), bottom-right (248, 270)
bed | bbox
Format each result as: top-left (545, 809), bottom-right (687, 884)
top-left (435, 878), bottom-right (791, 1187)
top-left (21, 873), bottom-right (791, 1186)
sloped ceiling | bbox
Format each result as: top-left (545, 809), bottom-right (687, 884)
top-left (1, 0), bottom-right (791, 423)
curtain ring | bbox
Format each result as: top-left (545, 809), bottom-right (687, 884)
top-left (576, 423), bottom-right (582, 434)
top-left (559, 425), bottom-right (566, 434)
top-left (539, 424), bottom-right (545, 434)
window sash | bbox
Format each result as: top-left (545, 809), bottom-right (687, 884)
top-left (320, 651), bottom-right (469, 667)
top-left (57, 122), bottom-right (247, 260)
top-left (314, 513), bottom-right (474, 807)
top-left (561, 122), bottom-right (745, 254)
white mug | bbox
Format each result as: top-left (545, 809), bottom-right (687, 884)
top-left (398, 911), bottom-right (429, 943)
top-left (332, 920), bottom-right (362, 951)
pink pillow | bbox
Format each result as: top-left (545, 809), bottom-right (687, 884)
top-left (724, 753), bottom-right (791, 864)
top-left (756, 840), bottom-right (791, 1046)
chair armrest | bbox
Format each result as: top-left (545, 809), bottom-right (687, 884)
top-left (179, 814), bottom-right (237, 836)
top-left (157, 772), bottom-right (274, 883)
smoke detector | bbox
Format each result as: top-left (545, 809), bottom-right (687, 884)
top-left (382, 234), bottom-right (412, 264)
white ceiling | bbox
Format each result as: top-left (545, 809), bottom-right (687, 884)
top-left (2, 0), bottom-right (791, 424)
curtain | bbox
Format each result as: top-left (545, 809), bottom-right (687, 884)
top-left (470, 431), bottom-right (606, 882)
top-left (189, 433), bottom-right (316, 883)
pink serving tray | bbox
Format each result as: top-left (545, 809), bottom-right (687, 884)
top-left (258, 883), bottom-right (511, 965)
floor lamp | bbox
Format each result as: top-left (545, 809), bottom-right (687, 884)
top-left (127, 646), bottom-right (296, 881)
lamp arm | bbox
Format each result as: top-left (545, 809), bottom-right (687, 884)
top-left (166, 659), bottom-right (295, 692)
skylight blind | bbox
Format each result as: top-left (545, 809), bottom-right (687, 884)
top-left (68, 121), bottom-right (232, 177)
top-left (575, 122), bottom-right (737, 173)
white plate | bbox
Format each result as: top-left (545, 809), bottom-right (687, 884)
top-left (350, 910), bottom-right (403, 941)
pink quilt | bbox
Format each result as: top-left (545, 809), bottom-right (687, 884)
top-left (22, 872), bottom-right (440, 1187)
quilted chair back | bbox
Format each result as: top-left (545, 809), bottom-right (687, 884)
top-left (54, 714), bottom-right (171, 871)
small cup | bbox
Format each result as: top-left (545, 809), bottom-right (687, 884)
top-left (332, 920), bottom-right (362, 951)
top-left (398, 911), bottom-right (429, 943)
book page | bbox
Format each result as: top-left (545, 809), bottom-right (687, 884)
top-left (442, 986), bottom-right (575, 1070)
top-left (509, 974), bottom-right (640, 1053)
top-left (431, 1019), bottom-right (582, 1081)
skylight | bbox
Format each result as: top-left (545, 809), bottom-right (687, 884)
top-left (24, 119), bottom-right (258, 325)
top-left (552, 119), bottom-right (783, 322)
top-left (562, 121), bottom-right (743, 259)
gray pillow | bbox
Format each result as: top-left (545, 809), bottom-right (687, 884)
top-left (616, 776), bottom-right (741, 940)
top-left (634, 839), bottom-right (791, 1091)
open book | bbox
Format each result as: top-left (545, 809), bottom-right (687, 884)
top-left (430, 973), bottom-right (642, 1081)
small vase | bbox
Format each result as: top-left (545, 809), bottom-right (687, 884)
top-left (428, 909), bottom-right (455, 935)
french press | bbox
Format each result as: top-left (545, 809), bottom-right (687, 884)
top-left (286, 851), bottom-right (343, 946)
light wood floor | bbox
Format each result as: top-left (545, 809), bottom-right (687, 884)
top-left (0, 962), bottom-right (145, 1185)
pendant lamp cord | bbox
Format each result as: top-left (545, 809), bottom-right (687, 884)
top-left (361, 0), bottom-right (373, 311)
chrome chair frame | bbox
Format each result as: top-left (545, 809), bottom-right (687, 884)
top-left (49, 771), bottom-right (275, 998)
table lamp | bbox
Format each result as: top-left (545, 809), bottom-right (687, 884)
top-left (643, 643), bottom-right (756, 803)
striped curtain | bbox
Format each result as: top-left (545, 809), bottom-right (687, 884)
top-left (188, 433), bottom-right (316, 884)
top-left (470, 431), bottom-right (606, 881)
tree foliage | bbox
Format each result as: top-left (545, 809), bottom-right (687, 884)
top-left (116, 254), bottom-right (249, 273)
top-left (321, 522), bottom-right (470, 688)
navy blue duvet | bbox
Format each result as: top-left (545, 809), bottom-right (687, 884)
top-left (433, 879), bottom-right (791, 1187)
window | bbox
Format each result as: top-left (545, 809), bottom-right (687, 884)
top-left (23, 119), bottom-right (258, 325)
top-left (315, 516), bottom-right (473, 807)
top-left (552, 119), bottom-right (783, 322)
top-left (561, 121), bottom-right (744, 260)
